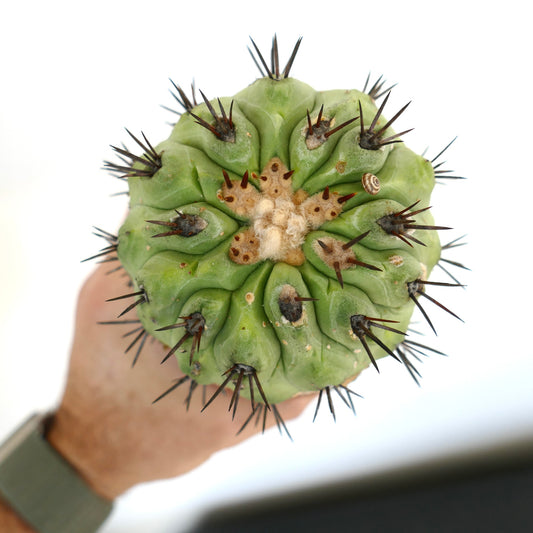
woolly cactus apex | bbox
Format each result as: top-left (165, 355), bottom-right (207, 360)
top-left (93, 36), bottom-right (465, 436)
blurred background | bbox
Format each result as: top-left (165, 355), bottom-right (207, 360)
top-left (1, 1), bottom-right (532, 531)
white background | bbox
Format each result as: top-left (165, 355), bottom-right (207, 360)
top-left (1, 1), bottom-right (532, 531)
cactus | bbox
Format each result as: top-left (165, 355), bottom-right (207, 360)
top-left (90, 36), bottom-right (465, 436)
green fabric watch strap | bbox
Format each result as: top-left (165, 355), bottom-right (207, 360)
top-left (0, 414), bottom-right (113, 533)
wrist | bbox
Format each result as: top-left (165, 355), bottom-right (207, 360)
top-left (46, 407), bottom-right (125, 501)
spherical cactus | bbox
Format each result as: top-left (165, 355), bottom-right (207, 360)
top-left (91, 36), bottom-right (465, 435)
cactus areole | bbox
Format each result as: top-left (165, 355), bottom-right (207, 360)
top-left (95, 37), bottom-right (464, 432)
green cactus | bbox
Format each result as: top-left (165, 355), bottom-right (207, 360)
top-left (92, 36), bottom-right (465, 435)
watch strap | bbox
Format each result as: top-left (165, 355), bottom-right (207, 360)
top-left (0, 414), bottom-right (113, 533)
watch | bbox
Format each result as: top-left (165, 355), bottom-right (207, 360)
top-left (0, 414), bottom-right (113, 533)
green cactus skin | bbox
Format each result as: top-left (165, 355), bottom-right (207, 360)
top-left (95, 37), bottom-right (464, 431)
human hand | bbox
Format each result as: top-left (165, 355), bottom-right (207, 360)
top-left (46, 264), bottom-right (312, 501)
